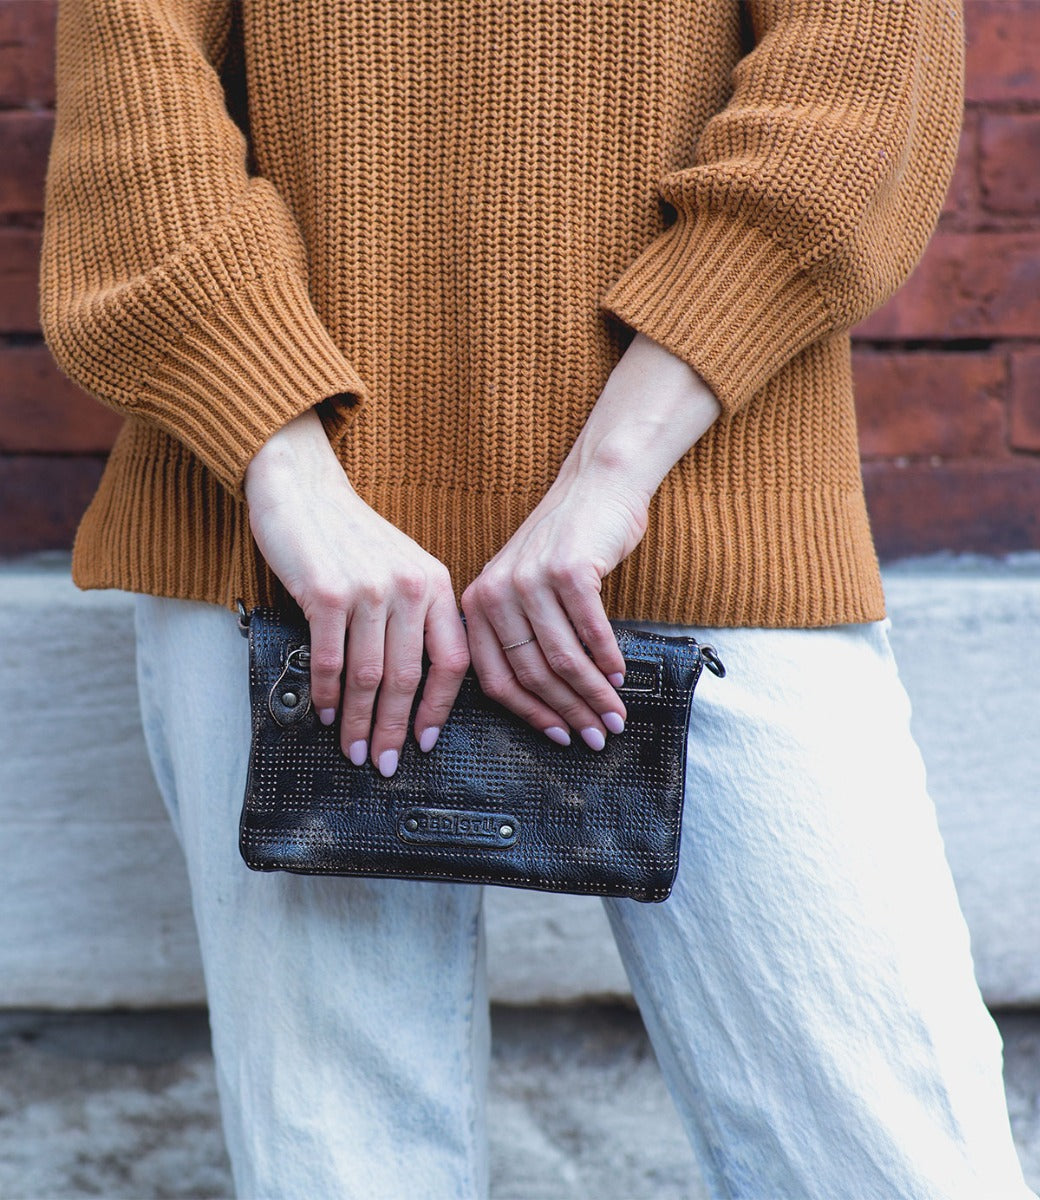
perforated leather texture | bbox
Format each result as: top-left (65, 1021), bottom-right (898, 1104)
top-left (240, 608), bottom-right (714, 902)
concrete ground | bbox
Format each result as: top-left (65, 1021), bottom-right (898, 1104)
top-left (0, 1007), bottom-right (1037, 1200)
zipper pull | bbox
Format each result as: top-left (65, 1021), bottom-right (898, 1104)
top-left (236, 598), bottom-right (250, 638)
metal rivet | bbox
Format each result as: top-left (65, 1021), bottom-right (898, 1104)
top-left (281, 692), bottom-right (298, 708)
top-left (499, 824), bottom-right (514, 838)
top-left (405, 818), bottom-right (419, 832)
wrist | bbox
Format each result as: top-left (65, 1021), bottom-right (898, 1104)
top-left (555, 383), bottom-right (720, 507)
top-left (245, 407), bottom-right (347, 493)
top-left (548, 448), bottom-right (654, 524)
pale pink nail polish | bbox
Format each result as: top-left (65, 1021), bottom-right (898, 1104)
top-left (544, 726), bottom-right (571, 746)
top-left (581, 726), bottom-right (606, 751)
top-left (608, 672), bottom-right (625, 688)
top-left (419, 726), bottom-right (440, 753)
top-left (601, 711), bottom-right (625, 735)
top-left (349, 739), bottom-right (367, 767)
top-left (318, 708), bottom-right (336, 726)
top-left (378, 748), bottom-right (399, 778)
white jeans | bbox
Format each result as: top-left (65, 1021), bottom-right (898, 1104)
top-left (132, 594), bottom-right (1034, 1200)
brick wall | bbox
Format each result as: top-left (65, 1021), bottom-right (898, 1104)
top-left (1, 1), bottom-right (1038, 560)
top-left (855, 1), bottom-right (1040, 557)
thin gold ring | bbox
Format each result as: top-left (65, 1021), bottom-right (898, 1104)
top-left (501, 636), bottom-right (535, 652)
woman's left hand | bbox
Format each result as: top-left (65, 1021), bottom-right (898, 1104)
top-left (461, 330), bottom-right (723, 749)
top-left (460, 467), bottom-right (647, 750)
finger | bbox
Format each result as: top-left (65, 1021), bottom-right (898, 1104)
top-left (464, 605), bottom-right (570, 743)
top-left (339, 607), bottom-right (386, 767)
top-left (553, 575), bottom-right (628, 692)
top-left (370, 602), bottom-right (425, 777)
top-left (412, 591), bottom-right (470, 752)
top-left (522, 591), bottom-right (626, 732)
top-left (483, 596), bottom-right (609, 748)
top-left (307, 604), bottom-right (347, 724)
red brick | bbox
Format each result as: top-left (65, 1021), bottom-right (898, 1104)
top-left (863, 461), bottom-right (1040, 559)
top-left (0, 454), bottom-right (104, 555)
top-left (853, 350), bottom-right (1007, 458)
top-left (0, 227), bottom-right (42, 332)
top-left (979, 112), bottom-right (1040, 216)
top-left (938, 113), bottom-right (978, 227)
top-left (0, 1), bottom-right (56, 108)
top-left (0, 344), bottom-right (123, 453)
top-left (852, 232), bottom-right (1040, 340)
top-left (0, 110), bottom-right (52, 215)
top-left (965, 0), bottom-right (1040, 103)
top-left (1009, 348), bottom-right (1040, 451)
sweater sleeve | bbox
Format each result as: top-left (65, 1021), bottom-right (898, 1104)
top-left (600, 0), bottom-right (964, 420)
top-left (39, 0), bottom-right (368, 500)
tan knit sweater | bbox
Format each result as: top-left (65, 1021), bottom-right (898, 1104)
top-left (39, 0), bottom-right (964, 627)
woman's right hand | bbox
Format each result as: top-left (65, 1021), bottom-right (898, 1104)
top-left (243, 408), bottom-right (469, 777)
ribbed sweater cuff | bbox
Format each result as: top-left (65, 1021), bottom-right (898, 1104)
top-left (133, 269), bottom-right (368, 499)
top-left (600, 209), bottom-right (835, 419)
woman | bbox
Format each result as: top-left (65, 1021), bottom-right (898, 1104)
top-left (40, 0), bottom-right (1034, 1196)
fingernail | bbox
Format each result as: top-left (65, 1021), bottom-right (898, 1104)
top-left (581, 726), bottom-right (606, 751)
top-left (544, 726), bottom-right (571, 746)
top-left (601, 712), bottom-right (625, 735)
top-left (318, 708), bottom-right (336, 726)
top-left (349, 739), bottom-right (367, 767)
top-left (608, 672), bottom-right (625, 688)
top-left (378, 748), bottom-right (399, 778)
top-left (419, 726), bottom-right (440, 753)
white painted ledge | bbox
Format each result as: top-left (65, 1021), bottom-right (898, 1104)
top-left (1, 553), bottom-right (1038, 1009)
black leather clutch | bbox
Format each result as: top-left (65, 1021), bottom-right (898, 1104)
top-left (238, 605), bottom-right (725, 903)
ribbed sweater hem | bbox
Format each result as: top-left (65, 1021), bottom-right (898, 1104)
top-left (71, 433), bottom-right (887, 630)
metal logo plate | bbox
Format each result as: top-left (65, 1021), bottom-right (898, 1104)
top-left (398, 808), bottom-right (519, 848)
